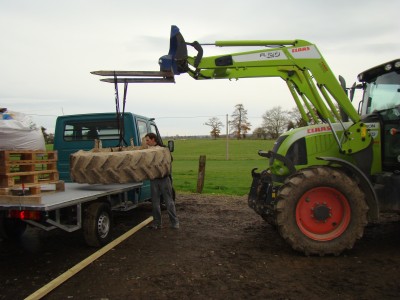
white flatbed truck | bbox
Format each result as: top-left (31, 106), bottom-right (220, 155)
top-left (0, 110), bottom-right (175, 247)
top-left (0, 182), bottom-right (144, 247)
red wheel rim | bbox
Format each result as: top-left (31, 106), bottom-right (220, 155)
top-left (296, 187), bottom-right (351, 241)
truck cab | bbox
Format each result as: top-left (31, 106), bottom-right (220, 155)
top-left (54, 112), bottom-right (163, 202)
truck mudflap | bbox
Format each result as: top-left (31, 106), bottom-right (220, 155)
top-left (248, 168), bottom-right (277, 225)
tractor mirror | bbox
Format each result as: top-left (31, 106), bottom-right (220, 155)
top-left (167, 140), bottom-right (175, 153)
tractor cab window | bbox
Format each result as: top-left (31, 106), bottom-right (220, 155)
top-left (363, 71), bottom-right (400, 117)
top-left (362, 71), bottom-right (400, 171)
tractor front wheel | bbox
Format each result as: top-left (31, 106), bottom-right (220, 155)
top-left (276, 166), bottom-right (368, 256)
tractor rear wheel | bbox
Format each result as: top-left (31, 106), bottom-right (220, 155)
top-left (275, 166), bottom-right (368, 256)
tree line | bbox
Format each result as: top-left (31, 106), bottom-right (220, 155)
top-left (205, 104), bottom-right (307, 139)
top-left (41, 104), bottom-right (306, 142)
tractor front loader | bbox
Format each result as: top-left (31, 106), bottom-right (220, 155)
top-left (97, 26), bottom-right (400, 256)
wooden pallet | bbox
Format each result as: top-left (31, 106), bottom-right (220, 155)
top-left (0, 150), bottom-right (64, 202)
top-left (0, 181), bottom-right (65, 204)
top-left (0, 150), bottom-right (57, 173)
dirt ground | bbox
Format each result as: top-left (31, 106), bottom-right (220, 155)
top-left (1, 193), bottom-right (400, 300)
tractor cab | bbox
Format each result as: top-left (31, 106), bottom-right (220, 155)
top-left (358, 59), bottom-right (400, 171)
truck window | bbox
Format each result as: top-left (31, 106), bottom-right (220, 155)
top-left (137, 120), bottom-right (148, 142)
top-left (150, 124), bottom-right (159, 135)
top-left (150, 123), bottom-right (163, 145)
top-left (63, 120), bottom-right (121, 141)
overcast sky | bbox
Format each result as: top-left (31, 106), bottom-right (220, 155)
top-left (1, 0), bottom-right (399, 136)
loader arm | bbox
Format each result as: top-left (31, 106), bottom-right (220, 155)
top-left (92, 25), bottom-right (372, 156)
top-left (188, 40), bottom-right (356, 122)
top-left (159, 26), bottom-right (372, 155)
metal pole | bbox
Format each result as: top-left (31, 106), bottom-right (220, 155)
top-left (226, 114), bottom-right (229, 160)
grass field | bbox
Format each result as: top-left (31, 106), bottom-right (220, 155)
top-left (171, 138), bottom-right (275, 196)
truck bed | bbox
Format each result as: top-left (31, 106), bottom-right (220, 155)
top-left (0, 182), bottom-right (142, 211)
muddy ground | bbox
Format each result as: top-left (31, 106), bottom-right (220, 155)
top-left (1, 193), bottom-right (400, 300)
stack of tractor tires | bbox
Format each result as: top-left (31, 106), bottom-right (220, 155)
top-left (70, 146), bottom-right (171, 184)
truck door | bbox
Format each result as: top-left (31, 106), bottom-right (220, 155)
top-left (135, 118), bottom-right (152, 201)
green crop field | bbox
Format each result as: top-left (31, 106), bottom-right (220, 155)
top-left (170, 138), bottom-right (275, 196)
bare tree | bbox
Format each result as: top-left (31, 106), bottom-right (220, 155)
top-left (261, 106), bottom-right (290, 139)
top-left (230, 104), bottom-right (251, 139)
top-left (288, 106), bottom-right (309, 130)
top-left (204, 117), bottom-right (224, 139)
top-left (252, 127), bottom-right (268, 139)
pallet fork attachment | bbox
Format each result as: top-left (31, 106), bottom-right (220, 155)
top-left (91, 25), bottom-right (190, 82)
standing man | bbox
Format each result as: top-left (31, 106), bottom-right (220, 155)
top-left (144, 133), bottom-right (179, 229)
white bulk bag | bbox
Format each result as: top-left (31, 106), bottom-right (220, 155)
top-left (0, 110), bottom-right (46, 150)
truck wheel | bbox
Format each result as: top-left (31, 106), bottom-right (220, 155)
top-left (0, 213), bottom-right (27, 240)
top-left (275, 166), bottom-right (368, 256)
top-left (83, 202), bottom-right (112, 247)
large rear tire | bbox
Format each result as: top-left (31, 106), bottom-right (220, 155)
top-left (83, 202), bottom-right (112, 247)
top-left (276, 166), bottom-right (368, 256)
top-left (70, 148), bottom-right (172, 184)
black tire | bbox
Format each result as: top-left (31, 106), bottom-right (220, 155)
top-left (70, 148), bottom-right (171, 184)
top-left (276, 166), bottom-right (368, 256)
top-left (261, 214), bottom-right (277, 227)
top-left (83, 202), bottom-right (112, 247)
top-left (0, 213), bottom-right (27, 240)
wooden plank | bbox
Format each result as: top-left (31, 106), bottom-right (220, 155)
top-left (24, 217), bottom-right (153, 300)
top-left (0, 150), bottom-right (55, 155)
top-left (0, 188), bottom-right (10, 195)
top-left (0, 150), bottom-right (57, 163)
top-left (91, 70), bottom-right (173, 77)
top-left (0, 171), bottom-right (60, 188)
top-left (0, 180), bottom-right (65, 199)
top-left (0, 162), bottom-right (57, 174)
top-left (2, 158), bottom-right (58, 165)
top-left (1, 169), bottom-right (59, 177)
top-left (0, 194), bottom-right (44, 204)
top-left (0, 150), bottom-right (58, 175)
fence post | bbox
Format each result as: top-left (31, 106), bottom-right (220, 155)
top-left (196, 155), bottom-right (206, 193)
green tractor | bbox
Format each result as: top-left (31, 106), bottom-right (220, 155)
top-left (159, 26), bottom-right (400, 255)
top-left (100, 26), bottom-right (400, 255)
